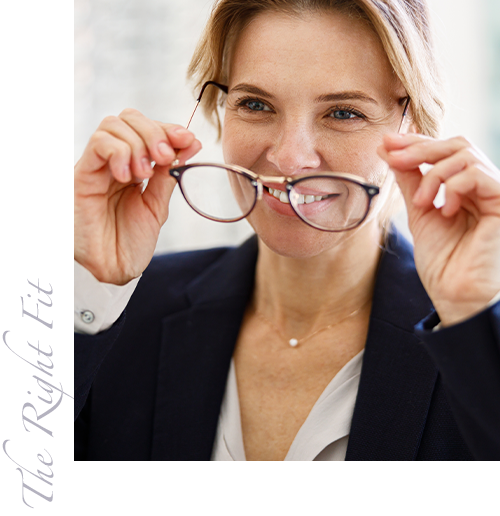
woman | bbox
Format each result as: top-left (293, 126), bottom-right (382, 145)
top-left (74, 0), bottom-right (500, 460)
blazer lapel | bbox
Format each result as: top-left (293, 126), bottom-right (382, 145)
top-left (346, 232), bottom-right (438, 460)
top-left (149, 230), bottom-right (438, 461)
top-left (151, 236), bottom-right (258, 460)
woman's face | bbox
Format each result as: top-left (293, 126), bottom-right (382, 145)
top-left (222, 10), bottom-right (407, 258)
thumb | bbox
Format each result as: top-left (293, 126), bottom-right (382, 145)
top-left (392, 167), bottom-right (424, 223)
top-left (141, 164), bottom-right (178, 226)
top-left (142, 138), bottom-right (202, 226)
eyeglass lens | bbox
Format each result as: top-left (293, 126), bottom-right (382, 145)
top-left (289, 176), bottom-right (371, 231)
top-left (178, 165), bottom-right (372, 231)
top-left (179, 165), bottom-right (257, 221)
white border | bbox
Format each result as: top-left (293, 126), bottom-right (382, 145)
top-left (0, 1), bottom-right (495, 514)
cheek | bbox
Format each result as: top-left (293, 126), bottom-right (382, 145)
top-left (326, 134), bottom-right (388, 183)
top-left (222, 120), bottom-right (265, 166)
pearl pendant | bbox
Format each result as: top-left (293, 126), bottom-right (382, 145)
top-left (289, 338), bottom-right (298, 347)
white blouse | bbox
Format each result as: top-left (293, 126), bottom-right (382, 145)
top-left (211, 351), bottom-right (364, 461)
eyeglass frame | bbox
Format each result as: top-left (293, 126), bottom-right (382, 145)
top-left (169, 80), bottom-right (411, 232)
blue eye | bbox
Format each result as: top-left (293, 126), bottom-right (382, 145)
top-left (233, 96), bottom-right (273, 118)
top-left (332, 110), bottom-right (357, 120)
top-left (246, 100), bottom-right (268, 111)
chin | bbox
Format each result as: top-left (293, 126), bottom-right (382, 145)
top-left (247, 208), bottom-right (383, 259)
top-left (247, 212), bottom-right (354, 259)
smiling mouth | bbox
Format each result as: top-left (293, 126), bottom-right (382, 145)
top-left (265, 186), bottom-right (335, 205)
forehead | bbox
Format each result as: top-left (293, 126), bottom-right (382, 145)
top-left (228, 10), bottom-right (401, 101)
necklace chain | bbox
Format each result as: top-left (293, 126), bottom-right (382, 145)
top-left (254, 300), bottom-right (370, 347)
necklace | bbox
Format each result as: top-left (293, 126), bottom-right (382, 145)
top-left (253, 300), bottom-right (370, 347)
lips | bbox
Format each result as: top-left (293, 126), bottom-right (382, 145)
top-left (261, 186), bottom-right (297, 217)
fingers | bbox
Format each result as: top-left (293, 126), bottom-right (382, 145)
top-left (142, 139), bottom-right (202, 225)
top-left (152, 121), bottom-right (202, 165)
top-left (441, 164), bottom-right (500, 218)
top-left (120, 108), bottom-right (195, 166)
top-left (411, 148), bottom-right (477, 207)
top-left (100, 114), bottom-right (157, 181)
top-left (140, 164), bottom-right (178, 226)
top-left (76, 109), bottom-right (201, 185)
top-left (378, 133), bottom-right (500, 220)
top-left (379, 134), bottom-right (472, 171)
top-left (391, 167), bottom-right (422, 212)
top-left (79, 129), bottom-right (133, 184)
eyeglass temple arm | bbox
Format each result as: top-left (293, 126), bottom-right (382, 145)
top-left (398, 96), bottom-right (411, 133)
top-left (170, 81), bottom-right (228, 167)
top-left (185, 81), bottom-right (229, 130)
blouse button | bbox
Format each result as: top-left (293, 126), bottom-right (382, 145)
top-left (81, 310), bottom-right (95, 324)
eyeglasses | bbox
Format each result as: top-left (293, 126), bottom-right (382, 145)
top-left (169, 81), bottom-right (411, 232)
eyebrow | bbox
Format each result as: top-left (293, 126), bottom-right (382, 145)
top-left (230, 83), bottom-right (276, 99)
top-left (316, 92), bottom-right (378, 105)
top-left (230, 83), bottom-right (379, 105)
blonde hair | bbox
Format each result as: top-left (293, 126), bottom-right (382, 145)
top-left (187, 0), bottom-right (445, 230)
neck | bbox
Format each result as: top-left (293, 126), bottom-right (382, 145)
top-left (252, 222), bottom-right (383, 337)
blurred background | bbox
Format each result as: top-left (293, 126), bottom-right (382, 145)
top-left (75, 0), bottom-right (500, 254)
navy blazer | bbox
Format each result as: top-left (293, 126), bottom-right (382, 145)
top-left (75, 231), bottom-right (500, 460)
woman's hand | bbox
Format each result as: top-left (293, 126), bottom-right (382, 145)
top-left (378, 133), bottom-right (500, 326)
top-left (75, 108), bottom-right (202, 285)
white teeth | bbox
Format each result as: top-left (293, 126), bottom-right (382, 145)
top-left (266, 187), bottom-right (327, 205)
top-left (279, 191), bottom-right (290, 203)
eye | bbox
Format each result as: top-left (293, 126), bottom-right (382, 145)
top-left (235, 96), bottom-right (272, 113)
top-left (326, 105), bottom-right (365, 121)
top-left (245, 99), bottom-right (270, 111)
top-left (323, 106), bottom-right (367, 131)
top-left (332, 110), bottom-right (358, 120)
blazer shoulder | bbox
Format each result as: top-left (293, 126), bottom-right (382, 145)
top-left (135, 246), bottom-right (232, 304)
top-left (147, 246), bottom-right (230, 281)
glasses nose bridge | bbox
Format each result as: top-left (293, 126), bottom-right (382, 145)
top-left (257, 175), bottom-right (290, 184)
top-left (253, 175), bottom-right (290, 201)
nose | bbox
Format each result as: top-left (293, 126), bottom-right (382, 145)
top-left (266, 118), bottom-right (322, 175)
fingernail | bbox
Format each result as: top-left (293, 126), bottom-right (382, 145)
top-left (174, 128), bottom-right (190, 136)
top-left (158, 142), bottom-right (173, 157)
top-left (389, 149), bottom-right (406, 156)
